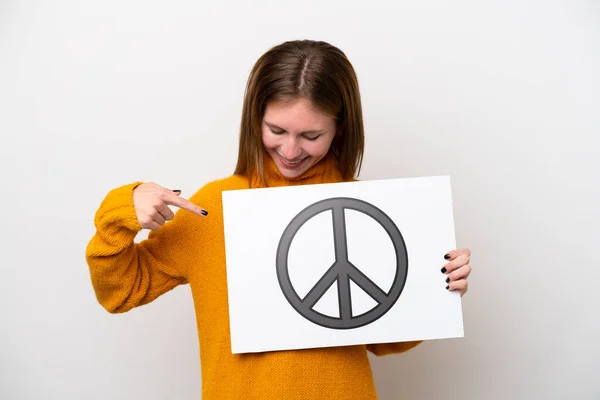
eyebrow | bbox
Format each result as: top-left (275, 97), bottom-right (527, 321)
top-left (264, 121), bottom-right (325, 135)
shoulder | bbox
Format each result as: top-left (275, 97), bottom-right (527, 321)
top-left (188, 175), bottom-right (249, 209)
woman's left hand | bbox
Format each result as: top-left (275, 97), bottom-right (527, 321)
top-left (441, 248), bottom-right (471, 297)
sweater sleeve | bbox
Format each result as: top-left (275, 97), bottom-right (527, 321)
top-left (85, 182), bottom-right (193, 313)
top-left (366, 340), bottom-right (423, 356)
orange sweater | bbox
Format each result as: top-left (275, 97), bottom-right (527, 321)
top-left (85, 152), bottom-right (421, 399)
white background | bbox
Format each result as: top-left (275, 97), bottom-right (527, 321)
top-left (223, 177), bottom-right (463, 354)
top-left (1, 1), bottom-right (599, 399)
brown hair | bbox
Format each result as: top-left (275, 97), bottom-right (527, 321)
top-left (233, 39), bottom-right (364, 182)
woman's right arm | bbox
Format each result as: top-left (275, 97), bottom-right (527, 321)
top-left (85, 182), bottom-right (207, 313)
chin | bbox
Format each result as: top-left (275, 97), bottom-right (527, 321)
top-left (278, 163), bottom-right (310, 179)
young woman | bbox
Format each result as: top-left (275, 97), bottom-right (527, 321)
top-left (86, 39), bottom-right (472, 399)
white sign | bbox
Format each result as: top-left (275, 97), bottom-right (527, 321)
top-left (222, 176), bottom-right (463, 354)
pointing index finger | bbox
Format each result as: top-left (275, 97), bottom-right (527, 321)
top-left (164, 191), bottom-right (208, 217)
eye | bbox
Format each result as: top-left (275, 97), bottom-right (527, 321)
top-left (270, 128), bottom-right (285, 135)
top-left (304, 135), bottom-right (320, 141)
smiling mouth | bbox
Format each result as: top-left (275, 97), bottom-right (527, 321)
top-left (278, 155), bottom-right (309, 168)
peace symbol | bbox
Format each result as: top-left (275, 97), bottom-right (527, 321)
top-left (276, 197), bottom-right (408, 329)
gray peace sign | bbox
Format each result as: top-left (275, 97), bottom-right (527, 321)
top-left (276, 197), bottom-right (408, 329)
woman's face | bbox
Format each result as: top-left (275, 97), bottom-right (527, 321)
top-left (261, 97), bottom-right (337, 179)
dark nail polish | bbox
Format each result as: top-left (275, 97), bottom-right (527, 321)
top-left (173, 189), bottom-right (181, 193)
top-left (446, 277), bottom-right (450, 283)
top-left (446, 285), bottom-right (449, 290)
top-left (444, 254), bottom-right (450, 260)
top-left (201, 210), bottom-right (208, 216)
top-left (441, 267), bottom-right (447, 273)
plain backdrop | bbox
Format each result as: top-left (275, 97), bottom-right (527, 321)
top-left (1, 1), bottom-right (599, 399)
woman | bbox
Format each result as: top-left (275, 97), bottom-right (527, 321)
top-left (86, 39), bottom-right (472, 399)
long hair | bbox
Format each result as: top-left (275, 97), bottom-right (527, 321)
top-left (233, 40), bottom-right (364, 182)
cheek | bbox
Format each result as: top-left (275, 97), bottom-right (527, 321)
top-left (309, 135), bottom-right (335, 156)
top-left (261, 130), bottom-right (278, 149)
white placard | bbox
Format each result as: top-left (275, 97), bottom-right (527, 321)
top-left (222, 176), bottom-right (463, 354)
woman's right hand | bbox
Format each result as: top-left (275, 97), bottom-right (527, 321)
top-left (132, 182), bottom-right (208, 230)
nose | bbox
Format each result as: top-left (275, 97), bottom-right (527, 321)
top-left (280, 137), bottom-right (302, 160)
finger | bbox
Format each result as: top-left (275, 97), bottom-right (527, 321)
top-left (447, 264), bottom-right (471, 283)
top-left (148, 220), bottom-right (161, 230)
top-left (139, 217), bottom-right (161, 231)
top-left (444, 248), bottom-right (471, 261)
top-left (150, 209), bottom-right (166, 226)
top-left (163, 192), bottom-right (208, 217)
top-left (447, 278), bottom-right (468, 296)
top-left (441, 253), bottom-right (469, 274)
top-left (156, 202), bottom-right (175, 221)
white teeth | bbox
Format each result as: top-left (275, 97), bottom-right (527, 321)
top-left (280, 156), bottom-right (305, 165)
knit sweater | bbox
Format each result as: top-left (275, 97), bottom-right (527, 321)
top-left (85, 151), bottom-right (422, 399)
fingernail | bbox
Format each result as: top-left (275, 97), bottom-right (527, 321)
top-left (444, 254), bottom-right (450, 260)
top-left (201, 210), bottom-right (208, 216)
top-left (173, 189), bottom-right (181, 193)
top-left (441, 267), bottom-right (447, 273)
top-left (446, 277), bottom-right (450, 283)
top-left (446, 285), bottom-right (449, 290)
